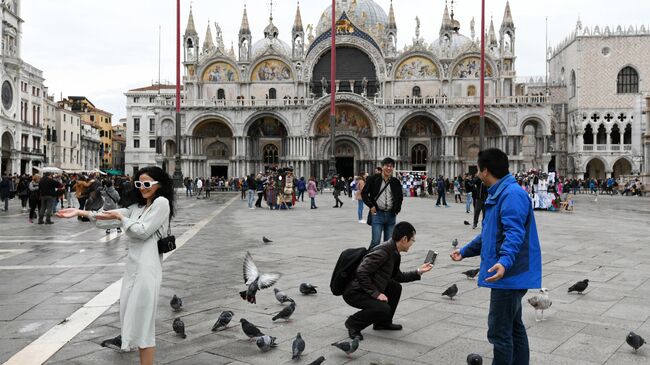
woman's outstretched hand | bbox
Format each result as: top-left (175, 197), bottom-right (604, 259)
top-left (96, 211), bottom-right (123, 221)
top-left (56, 208), bottom-right (80, 219)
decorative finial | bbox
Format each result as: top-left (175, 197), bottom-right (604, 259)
top-left (269, 0), bottom-right (274, 21)
top-left (451, 0), bottom-right (455, 19)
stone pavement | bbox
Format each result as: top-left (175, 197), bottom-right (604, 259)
top-left (0, 191), bottom-right (649, 364)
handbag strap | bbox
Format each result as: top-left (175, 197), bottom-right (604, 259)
top-left (374, 179), bottom-right (391, 202)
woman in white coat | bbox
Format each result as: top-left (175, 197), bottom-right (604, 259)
top-left (57, 166), bottom-right (175, 365)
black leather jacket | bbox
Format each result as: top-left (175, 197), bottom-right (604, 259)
top-left (361, 173), bottom-right (403, 215)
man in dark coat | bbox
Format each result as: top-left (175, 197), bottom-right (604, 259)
top-left (38, 173), bottom-right (58, 224)
top-left (0, 175), bottom-right (11, 211)
top-left (343, 222), bottom-right (432, 340)
top-left (362, 157), bottom-right (404, 249)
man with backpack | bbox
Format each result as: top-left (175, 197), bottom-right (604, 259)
top-left (339, 222), bottom-right (432, 340)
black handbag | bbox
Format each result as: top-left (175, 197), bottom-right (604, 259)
top-left (155, 217), bottom-right (176, 254)
top-left (367, 180), bottom-right (391, 226)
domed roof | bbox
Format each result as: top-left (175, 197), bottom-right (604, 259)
top-left (432, 32), bottom-right (473, 58)
top-left (316, 0), bottom-right (388, 35)
top-left (251, 17), bottom-right (292, 59)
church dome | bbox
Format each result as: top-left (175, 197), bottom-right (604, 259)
top-left (316, 0), bottom-right (388, 35)
top-left (432, 32), bottom-right (473, 58)
top-left (251, 18), bottom-right (292, 59)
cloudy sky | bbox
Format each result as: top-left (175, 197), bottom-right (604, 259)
top-left (21, 0), bottom-right (650, 121)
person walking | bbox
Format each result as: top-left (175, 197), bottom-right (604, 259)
top-left (296, 177), bottom-right (306, 202)
top-left (56, 166), bottom-right (175, 365)
top-left (362, 158), bottom-right (403, 249)
top-left (254, 174), bottom-right (265, 208)
top-left (195, 178), bottom-right (204, 198)
top-left (355, 174), bottom-right (366, 223)
top-left (99, 180), bottom-right (122, 234)
top-left (453, 177), bottom-right (462, 203)
top-left (38, 173), bottom-right (58, 224)
top-left (28, 175), bottom-right (40, 223)
top-left (17, 175), bottom-right (30, 211)
top-left (464, 174), bottom-right (474, 213)
top-left (332, 175), bottom-right (345, 208)
top-left (451, 148), bottom-right (542, 365)
top-left (246, 174), bottom-right (256, 209)
top-left (435, 176), bottom-right (449, 207)
top-left (472, 176), bottom-right (488, 229)
top-left (307, 176), bottom-right (318, 209)
top-left (0, 175), bottom-right (11, 212)
top-left (204, 178), bottom-right (212, 199)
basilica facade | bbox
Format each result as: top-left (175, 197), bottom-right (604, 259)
top-left (126, 0), bottom-right (554, 179)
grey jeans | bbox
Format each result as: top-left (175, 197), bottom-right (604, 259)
top-left (38, 196), bottom-right (55, 221)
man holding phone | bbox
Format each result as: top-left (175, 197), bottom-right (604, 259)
top-left (342, 222), bottom-right (433, 340)
top-left (451, 148), bottom-right (542, 365)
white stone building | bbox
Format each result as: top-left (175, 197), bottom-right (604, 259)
top-left (127, 0), bottom-right (553, 179)
top-left (52, 104), bottom-right (82, 171)
top-left (80, 122), bottom-right (101, 171)
top-left (0, 0), bottom-right (47, 175)
top-left (549, 20), bottom-right (649, 178)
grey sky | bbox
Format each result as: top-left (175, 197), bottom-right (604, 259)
top-left (21, 0), bottom-right (650, 122)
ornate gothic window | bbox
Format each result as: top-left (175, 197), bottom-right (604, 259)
top-left (263, 144), bottom-right (279, 165)
top-left (623, 123), bottom-right (632, 144)
top-left (206, 141), bottom-right (229, 158)
top-left (570, 70), bottom-right (576, 98)
top-left (411, 144), bottom-right (428, 165)
top-left (583, 124), bottom-right (594, 144)
top-left (617, 66), bottom-right (639, 93)
top-left (217, 89), bottom-right (225, 100)
top-left (268, 88), bottom-right (277, 99)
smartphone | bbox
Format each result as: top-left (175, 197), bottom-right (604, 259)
top-left (424, 250), bottom-right (438, 265)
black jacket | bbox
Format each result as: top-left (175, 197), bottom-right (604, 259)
top-left (38, 176), bottom-right (58, 197)
top-left (361, 174), bottom-right (403, 215)
top-left (347, 240), bottom-right (420, 298)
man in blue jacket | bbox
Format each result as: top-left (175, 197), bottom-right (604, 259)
top-left (451, 148), bottom-right (542, 365)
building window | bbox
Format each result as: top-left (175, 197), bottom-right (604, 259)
top-left (467, 85), bottom-right (477, 97)
top-left (624, 123), bottom-right (632, 144)
top-left (134, 118), bottom-right (140, 132)
top-left (262, 144), bottom-right (279, 165)
top-left (583, 124), bottom-right (594, 144)
top-left (268, 88), bottom-right (277, 99)
top-left (217, 89), bottom-right (225, 100)
top-left (134, 139), bottom-right (140, 148)
top-left (149, 139), bottom-right (156, 148)
top-left (134, 97), bottom-right (140, 103)
top-left (90, 115), bottom-right (95, 122)
top-left (617, 66), bottom-right (639, 94)
top-left (412, 86), bottom-right (421, 98)
top-left (149, 118), bottom-right (155, 132)
top-left (411, 144), bottom-right (428, 165)
top-left (570, 70), bottom-right (576, 98)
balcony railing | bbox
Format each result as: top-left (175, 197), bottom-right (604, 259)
top-left (374, 95), bottom-right (549, 106)
top-left (582, 144), bottom-right (632, 152)
top-left (155, 98), bottom-right (316, 108)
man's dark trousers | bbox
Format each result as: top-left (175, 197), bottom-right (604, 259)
top-left (436, 190), bottom-right (447, 206)
top-left (488, 289), bottom-right (529, 365)
top-left (343, 280), bottom-right (401, 331)
top-left (473, 197), bottom-right (485, 226)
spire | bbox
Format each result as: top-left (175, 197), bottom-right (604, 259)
top-left (293, 1), bottom-right (303, 33)
top-left (184, 5), bottom-right (197, 38)
top-left (488, 17), bottom-right (497, 45)
top-left (440, 1), bottom-right (452, 35)
top-left (264, 0), bottom-right (279, 39)
top-left (502, 0), bottom-right (514, 27)
top-left (203, 21), bottom-right (215, 51)
top-left (239, 5), bottom-right (251, 35)
top-left (388, 0), bottom-right (397, 30)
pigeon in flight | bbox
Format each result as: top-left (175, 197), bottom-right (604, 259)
top-left (272, 301), bottom-right (296, 322)
top-left (626, 331), bottom-right (646, 352)
top-left (173, 318), bottom-right (186, 339)
top-left (307, 356), bottom-right (326, 365)
top-left (240, 318), bottom-right (264, 340)
top-left (256, 335), bottom-right (277, 352)
top-left (274, 288), bottom-right (294, 304)
top-left (291, 332), bottom-right (306, 360)
top-left (300, 283), bottom-right (318, 295)
top-left (240, 251), bottom-right (281, 304)
top-left (331, 337), bottom-right (360, 358)
top-left (527, 288), bottom-right (552, 321)
top-left (452, 238), bottom-right (459, 248)
top-left (462, 268), bottom-right (480, 279)
top-left (467, 353), bottom-right (483, 365)
top-left (211, 310), bottom-right (234, 331)
top-left (262, 236), bottom-right (273, 244)
top-left (568, 279), bottom-right (589, 294)
top-left (442, 284), bottom-right (458, 300)
top-left (170, 295), bottom-right (183, 312)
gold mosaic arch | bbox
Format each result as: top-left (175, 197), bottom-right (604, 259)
top-left (452, 57), bottom-right (493, 79)
top-left (314, 105), bottom-right (372, 138)
top-left (202, 62), bottom-right (239, 82)
top-left (395, 56), bottom-right (439, 80)
top-left (251, 59), bottom-right (293, 82)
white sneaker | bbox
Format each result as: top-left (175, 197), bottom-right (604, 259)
top-left (358, 220), bottom-right (365, 223)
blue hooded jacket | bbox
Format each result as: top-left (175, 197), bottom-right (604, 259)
top-left (460, 174), bottom-right (542, 289)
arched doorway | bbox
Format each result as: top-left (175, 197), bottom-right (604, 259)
top-left (335, 140), bottom-right (357, 178)
top-left (1, 132), bottom-right (14, 175)
top-left (455, 117), bottom-right (501, 174)
top-left (193, 119), bottom-right (234, 178)
top-left (399, 114), bottom-right (443, 173)
top-left (311, 47), bottom-right (378, 97)
top-left (247, 116), bottom-right (288, 172)
top-left (585, 158), bottom-right (606, 180)
top-left (612, 158), bottom-right (632, 178)
top-left (521, 119), bottom-right (544, 170)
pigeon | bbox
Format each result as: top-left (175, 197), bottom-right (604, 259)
top-left (626, 331), bottom-right (646, 352)
top-left (240, 251), bottom-right (281, 304)
top-left (452, 238), bottom-right (459, 248)
top-left (172, 317), bottom-right (186, 339)
top-left (240, 318), bottom-right (264, 339)
top-left (467, 353), bottom-right (483, 365)
top-left (170, 295), bottom-right (183, 312)
top-left (272, 301), bottom-right (296, 321)
top-left (100, 335), bottom-right (122, 350)
top-left (568, 279), bottom-right (589, 294)
top-left (300, 283), bottom-right (318, 295)
top-left (211, 310), bottom-right (234, 331)
top-left (291, 332), bottom-right (306, 360)
top-left (262, 236), bottom-right (273, 244)
top-left (274, 288), bottom-right (294, 304)
top-left (256, 335), bottom-right (277, 352)
top-left (462, 268), bottom-right (480, 279)
top-left (464, 220), bottom-right (471, 225)
top-left (307, 356), bottom-right (326, 365)
top-left (442, 284), bottom-right (458, 300)
top-left (331, 337), bottom-right (360, 358)
top-left (527, 288), bottom-right (552, 321)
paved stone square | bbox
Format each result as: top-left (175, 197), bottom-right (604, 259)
top-left (0, 192), bottom-right (649, 364)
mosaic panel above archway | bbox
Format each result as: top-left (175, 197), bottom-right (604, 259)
top-left (248, 117), bottom-right (287, 137)
top-left (395, 56), bottom-right (439, 80)
top-left (452, 57), bottom-right (493, 79)
top-left (202, 62), bottom-right (239, 82)
top-left (251, 59), bottom-right (292, 81)
top-left (315, 106), bottom-right (372, 137)
top-left (400, 117), bottom-right (442, 137)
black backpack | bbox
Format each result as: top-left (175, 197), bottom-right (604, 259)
top-left (330, 247), bottom-right (368, 296)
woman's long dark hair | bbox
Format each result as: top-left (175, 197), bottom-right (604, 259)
top-left (120, 166), bottom-right (175, 219)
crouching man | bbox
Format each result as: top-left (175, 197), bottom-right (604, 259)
top-left (343, 222), bottom-right (433, 340)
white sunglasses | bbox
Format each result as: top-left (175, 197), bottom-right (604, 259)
top-left (134, 181), bottom-right (159, 189)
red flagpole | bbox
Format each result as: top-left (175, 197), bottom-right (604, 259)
top-left (173, 0), bottom-right (183, 186)
top-left (328, 0), bottom-right (337, 177)
top-left (479, 0), bottom-right (485, 151)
